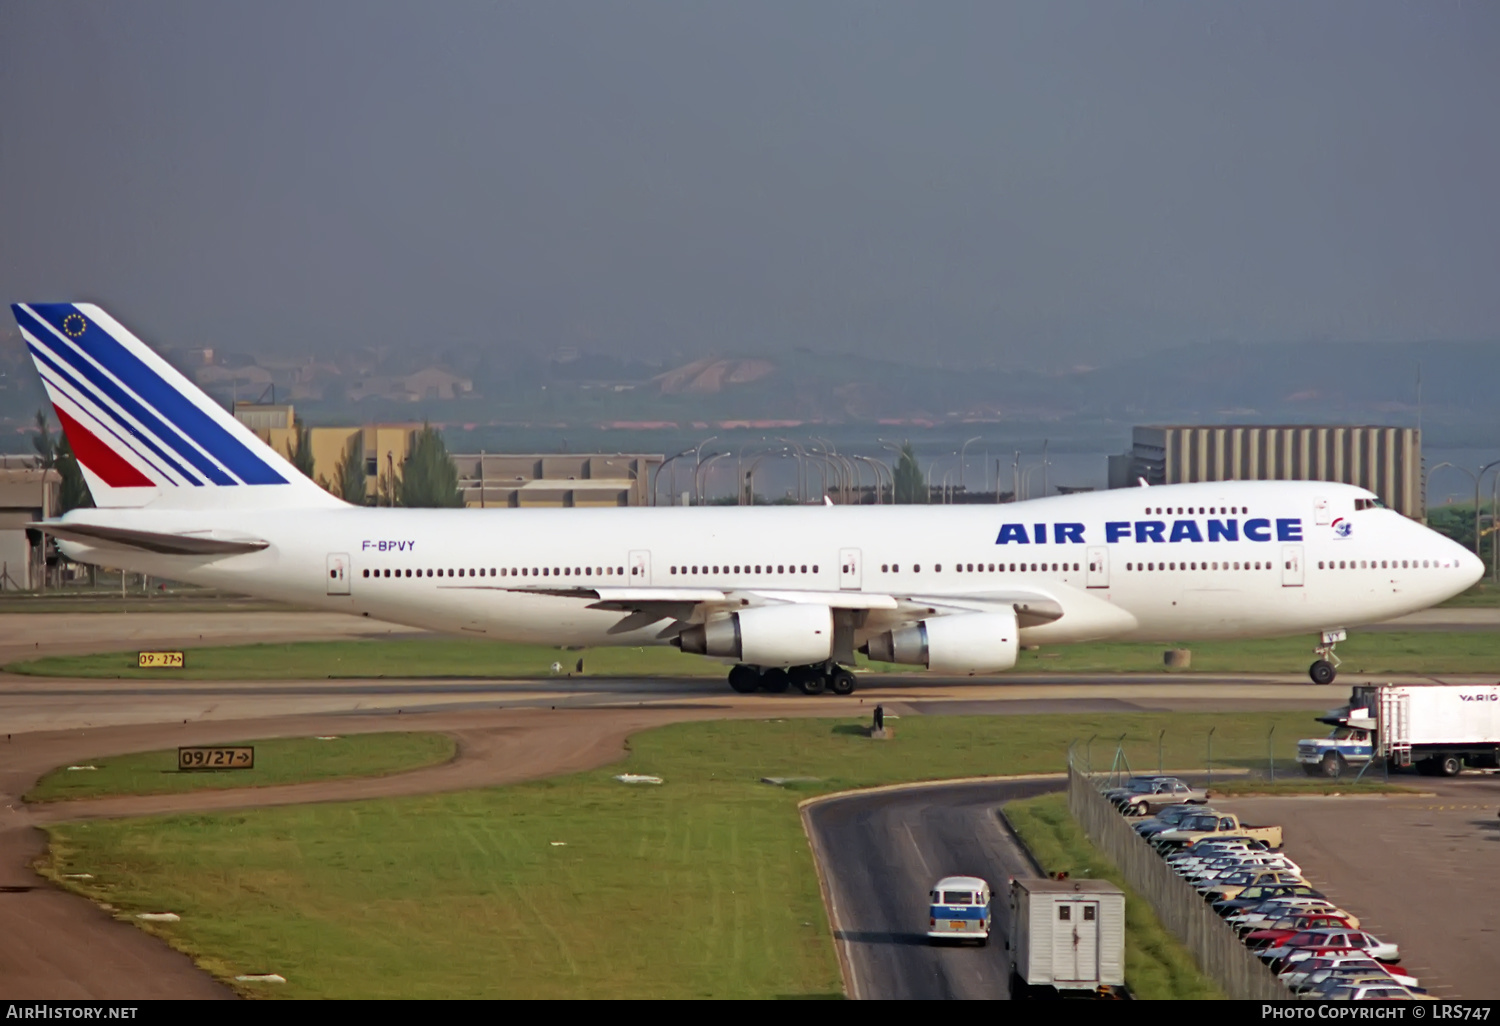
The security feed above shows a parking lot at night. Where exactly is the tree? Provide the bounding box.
[332,432,367,506]
[893,442,926,504]
[399,423,463,508]
[31,409,93,513]
[284,418,317,481]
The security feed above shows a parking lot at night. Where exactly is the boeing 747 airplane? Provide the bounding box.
[12,303,1484,695]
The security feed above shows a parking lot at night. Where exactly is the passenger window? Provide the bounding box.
[935,564,942,572]
[362,569,369,578]
[913,564,921,572]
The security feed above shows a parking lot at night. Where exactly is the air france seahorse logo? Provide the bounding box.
[1331,517,1352,539]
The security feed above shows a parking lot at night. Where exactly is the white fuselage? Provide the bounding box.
[55,480,1481,657]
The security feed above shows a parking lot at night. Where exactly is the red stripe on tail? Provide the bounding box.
[52,404,153,488]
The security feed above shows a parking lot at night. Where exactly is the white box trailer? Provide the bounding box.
[1007,878,1126,998]
[1300,684,1500,777]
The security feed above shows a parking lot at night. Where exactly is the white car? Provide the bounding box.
[1283,958,1419,993]
[1263,929,1401,967]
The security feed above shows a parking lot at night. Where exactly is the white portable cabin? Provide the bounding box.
[1008,878,1126,993]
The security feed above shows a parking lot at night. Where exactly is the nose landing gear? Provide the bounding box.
[1309,628,1346,685]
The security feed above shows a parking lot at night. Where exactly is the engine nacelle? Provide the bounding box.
[863,611,1018,674]
[676,603,834,666]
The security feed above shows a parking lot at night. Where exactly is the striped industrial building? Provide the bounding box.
[1114,425,1423,519]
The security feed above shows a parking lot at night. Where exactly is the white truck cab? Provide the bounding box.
[1297,725,1374,777]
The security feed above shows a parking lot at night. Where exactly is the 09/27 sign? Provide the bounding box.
[178,746,255,771]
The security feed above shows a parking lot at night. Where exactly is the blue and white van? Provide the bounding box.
[928,875,991,945]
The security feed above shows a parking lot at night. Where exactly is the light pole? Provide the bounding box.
[959,435,981,492]
[696,452,731,504]
[1041,438,1050,498]
[1012,451,1020,503]
[1021,462,1046,502]
[1429,460,1500,559]
[655,447,695,507]
[778,438,810,503]
[853,455,887,504]
[691,436,718,506]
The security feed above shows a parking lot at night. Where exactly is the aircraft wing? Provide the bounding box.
[30,522,270,556]
[449,583,1064,627]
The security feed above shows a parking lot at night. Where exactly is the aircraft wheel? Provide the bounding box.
[728,665,759,694]
[794,667,826,695]
[760,667,791,693]
[1309,660,1336,685]
[829,668,857,696]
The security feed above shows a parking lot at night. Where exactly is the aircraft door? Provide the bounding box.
[1314,497,1331,525]
[1281,545,1304,587]
[1086,546,1109,589]
[327,553,351,596]
[838,548,862,590]
[629,550,652,585]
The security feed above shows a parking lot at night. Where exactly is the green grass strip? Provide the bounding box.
[12,629,1500,680]
[26,733,456,803]
[37,711,1336,998]
[1003,793,1223,1000]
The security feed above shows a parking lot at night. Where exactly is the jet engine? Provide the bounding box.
[676,603,834,666]
[862,610,1019,674]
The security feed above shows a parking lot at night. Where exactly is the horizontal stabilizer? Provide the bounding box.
[32,522,270,555]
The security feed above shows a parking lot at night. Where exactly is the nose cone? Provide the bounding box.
[1457,543,1486,589]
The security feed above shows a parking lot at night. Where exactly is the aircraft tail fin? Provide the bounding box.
[13,303,344,510]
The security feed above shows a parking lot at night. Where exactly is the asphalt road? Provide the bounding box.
[804,778,1064,999]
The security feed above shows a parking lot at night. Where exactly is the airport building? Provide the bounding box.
[1110,425,1423,519]
[233,403,660,507]
[0,460,60,589]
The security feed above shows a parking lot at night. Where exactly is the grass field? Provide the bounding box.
[42,710,1334,999]
[25,733,457,804]
[1003,794,1222,1000]
[11,629,1500,680]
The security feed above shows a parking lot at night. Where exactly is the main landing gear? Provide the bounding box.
[727,662,858,696]
[1309,628,1346,685]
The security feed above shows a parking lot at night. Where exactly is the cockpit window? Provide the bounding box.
[1353,497,1387,511]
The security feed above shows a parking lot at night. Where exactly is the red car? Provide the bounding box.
[1262,929,1401,972]
[1243,913,1356,951]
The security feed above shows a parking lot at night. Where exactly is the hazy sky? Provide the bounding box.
[2,2,1496,367]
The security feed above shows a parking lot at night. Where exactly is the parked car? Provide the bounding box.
[1283,960,1420,994]
[1262,928,1401,971]
[1137,803,1216,838]
[1243,913,1357,950]
[1308,978,1421,1001]
[1230,899,1358,933]
[1199,869,1306,902]
[1213,883,1325,917]
[1103,776,1179,804]
[1154,812,1284,852]
[1119,780,1209,816]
